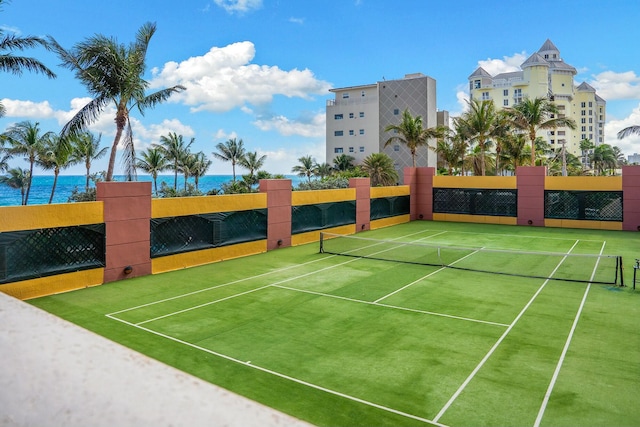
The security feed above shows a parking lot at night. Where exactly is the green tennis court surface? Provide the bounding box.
[30,221,640,426]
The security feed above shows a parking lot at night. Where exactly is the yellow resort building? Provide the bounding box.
[468,39,606,167]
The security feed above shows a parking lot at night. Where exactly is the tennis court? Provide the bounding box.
[30,221,640,426]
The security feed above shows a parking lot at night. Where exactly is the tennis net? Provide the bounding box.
[319,232,624,286]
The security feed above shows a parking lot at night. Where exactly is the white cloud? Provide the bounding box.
[477,52,527,76]
[150,41,332,113]
[588,70,640,101]
[252,112,325,137]
[214,129,239,140]
[261,141,326,174]
[289,17,304,24]
[213,0,262,14]
[604,102,640,157]
[1,99,55,118]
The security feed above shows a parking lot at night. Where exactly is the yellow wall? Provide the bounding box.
[545,176,622,191]
[371,214,410,230]
[544,219,622,230]
[292,189,355,206]
[434,176,517,189]
[0,269,104,300]
[0,202,103,232]
[151,240,267,274]
[152,193,267,218]
[432,213,517,226]
[370,185,410,198]
[291,224,356,246]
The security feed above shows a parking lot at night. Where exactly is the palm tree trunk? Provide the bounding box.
[85,164,91,192]
[49,169,59,204]
[106,128,123,181]
[529,129,536,167]
[24,160,34,205]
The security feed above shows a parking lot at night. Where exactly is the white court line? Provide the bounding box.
[373,248,483,304]
[432,239,581,424]
[106,314,448,427]
[424,228,604,243]
[108,228,439,317]
[272,284,509,327]
[533,241,606,427]
[130,230,449,326]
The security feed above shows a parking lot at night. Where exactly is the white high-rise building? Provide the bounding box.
[468,39,606,164]
[326,73,442,181]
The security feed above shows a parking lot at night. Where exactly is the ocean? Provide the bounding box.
[0,175,303,206]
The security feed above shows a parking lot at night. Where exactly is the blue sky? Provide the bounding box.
[2,0,639,175]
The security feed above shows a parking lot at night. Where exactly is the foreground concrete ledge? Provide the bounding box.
[0,292,313,427]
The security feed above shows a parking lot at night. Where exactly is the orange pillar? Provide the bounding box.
[259,179,292,250]
[405,167,435,220]
[97,182,152,282]
[516,166,547,226]
[350,177,371,232]
[622,165,640,231]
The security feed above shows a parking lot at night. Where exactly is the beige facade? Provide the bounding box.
[326,73,440,181]
[468,39,605,165]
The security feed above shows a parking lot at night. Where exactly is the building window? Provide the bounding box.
[474,80,481,89]
[359,129,364,135]
[503,89,508,96]
[582,134,586,140]
[558,131,565,136]
[359,146,365,152]
[393,145,400,152]
[361,90,366,97]
[334,147,343,153]
[349,147,354,153]
[359,112,364,118]
[349,130,354,136]
[349,112,354,119]
[581,102,586,108]
[334,130,343,136]
[503,99,509,106]
[342,93,349,99]
[482,92,490,100]
[581,126,586,132]
[581,118,586,124]
[514,89,522,104]
[334,114,343,120]
[589,118,593,123]
[581,111,586,116]
[589,101,593,107]
[393,108,399,115]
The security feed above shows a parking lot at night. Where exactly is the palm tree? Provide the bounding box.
[0,0,56,116]
[49,22,186,181]
[314,162,333,179]
[136,147,168,195]
[455,99,500,176]
[37,134,77,203]
[579,138,595,171]
[361,153,398,186]
[191,151,211,190]
[0,167,29,205]
[213,138,246,182]
[239,150,266,188]
[617,125,640,140]
[501,133,530,174]
[332,154,355,172]
[434,130,466,176]
[383,108,446,168]
[155,132,194,190]
[178,152,197,191]
[71,132,108,191]
[590,144,617,176]
[507,96,576,167]
[2,121,53,204]
[292,155,316,183]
